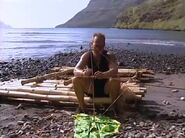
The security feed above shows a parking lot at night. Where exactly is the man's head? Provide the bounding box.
[91,33,105,54]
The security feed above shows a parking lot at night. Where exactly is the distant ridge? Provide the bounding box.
[55,0,145,28]
[56,0,185,31]
[0,21,11,28]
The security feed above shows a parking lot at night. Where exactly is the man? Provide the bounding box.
[72,33,120,112]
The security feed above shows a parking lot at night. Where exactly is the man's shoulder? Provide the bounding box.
[80,51,91,61]
[82,51,90,57]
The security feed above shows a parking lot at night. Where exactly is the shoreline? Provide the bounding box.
[1,47,185,82]
[1,40,185,62]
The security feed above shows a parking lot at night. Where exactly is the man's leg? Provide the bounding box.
[104,78,120,102]
[72,77,90,110]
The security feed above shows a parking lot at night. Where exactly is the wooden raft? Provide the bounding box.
[0,66,154,105]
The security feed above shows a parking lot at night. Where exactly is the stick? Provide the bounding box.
[21,69,74,85]
[0,87,76,96]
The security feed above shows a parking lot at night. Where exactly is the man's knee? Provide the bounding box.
[72,77,84,85]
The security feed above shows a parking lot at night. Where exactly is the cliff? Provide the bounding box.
[56,0,145,28]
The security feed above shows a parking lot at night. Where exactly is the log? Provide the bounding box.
[118,68,154,75]
[5,97,78,106]
[0,90,114,104]
[49,67,155,75]
[21,69,74,85]
[0,90,90,102]
[25,83,73,89]
[0,87,76,96]
[21,67,154,86]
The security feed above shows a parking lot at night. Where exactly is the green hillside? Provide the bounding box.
[115,0,185,31]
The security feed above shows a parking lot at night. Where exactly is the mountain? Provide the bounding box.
[55,0,145,28]
[115,0,185,31]
[0,21,11,28]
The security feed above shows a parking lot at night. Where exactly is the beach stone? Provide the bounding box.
[172,89,179,93]
[16,130,24,135]
[139,122,145,127]
[146,133,156,138]
[15,104,24,110]
[169,82,174,86]
[17,121,24,125]
[162,100,170,105]
[180,97,185,101]
[135,132,144,138]
[166,133,173,138]
[169,125,176,131]
[0,135,9,138]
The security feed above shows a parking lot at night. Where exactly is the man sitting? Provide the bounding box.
[72,33,120,112]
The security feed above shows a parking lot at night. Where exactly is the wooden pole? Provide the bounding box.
[21,69,74,85]
[0,87,76,96]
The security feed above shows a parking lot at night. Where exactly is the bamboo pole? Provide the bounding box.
[0,90,115,104]
[25,83,73,89]
[0,87,76,96]
[118,68,154,75]
[21,69,74,85]
[49,67,155,75]
[21,67,154,85]
[0,90,90,102]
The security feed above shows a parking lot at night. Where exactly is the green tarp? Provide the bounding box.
[73,113,121,138]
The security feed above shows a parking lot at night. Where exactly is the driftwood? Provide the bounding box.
[0,90,115,104]
[21,67,155,85]
[21,69,73,85]
[0,87,76,96]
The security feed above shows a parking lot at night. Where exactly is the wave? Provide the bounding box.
[109,39,185,47]
[2,44,82,50]
[3,40,78,43]
[7,32,78,35]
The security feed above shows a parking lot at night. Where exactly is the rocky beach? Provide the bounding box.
[1,46,185,82]
[0,47,185,137]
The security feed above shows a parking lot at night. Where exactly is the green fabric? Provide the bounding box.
[73,113,121,138]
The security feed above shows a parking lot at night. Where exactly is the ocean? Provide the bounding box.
[0,28,185,61]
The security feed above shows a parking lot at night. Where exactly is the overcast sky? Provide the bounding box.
[0,0,90,28]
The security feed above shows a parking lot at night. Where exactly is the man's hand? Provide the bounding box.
[83,68,93,76]
[94,71,105,79]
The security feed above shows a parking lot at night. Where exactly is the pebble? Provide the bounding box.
[180,97,185,101]
[0,135,9,138]
[169,82,174,86]
[172,89,179,93]
[162,100,170,105]
[0,49,185,82]
[15,104,24,110]
[17,121,24,125]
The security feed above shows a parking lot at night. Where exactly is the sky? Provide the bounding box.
[0,0,90,28]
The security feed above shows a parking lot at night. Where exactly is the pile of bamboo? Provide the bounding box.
[0,66,153,105]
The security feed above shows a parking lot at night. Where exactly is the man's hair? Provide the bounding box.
[93,33,105,46]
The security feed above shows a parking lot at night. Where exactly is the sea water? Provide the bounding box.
[0,28,185,61]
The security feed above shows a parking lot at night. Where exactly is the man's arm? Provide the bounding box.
[104,53,118,77]
[74,52,92,77]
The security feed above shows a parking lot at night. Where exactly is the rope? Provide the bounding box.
[103,91,123,115]
[89,49,96,115]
